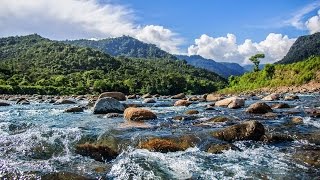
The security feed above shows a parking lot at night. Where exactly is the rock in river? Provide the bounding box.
[75,143,118,162]
[93,97,125,114]
[99,92,126,101]
[212,120,265,142]
[64,106,84,113]
[0,101,10,106]
[206,94,224,102]
[246,102,272,114]
[171,93,186,99]
[143,98,156,103]
[124,107,157,121]
[174,100,192,107]
[138,135,198,153]
[215,96,245,109]
[54,99,76,105]
[262,93,280,101]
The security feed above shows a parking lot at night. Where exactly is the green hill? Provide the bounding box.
[276,32,320,64]
[63,36,177,59]
[0,34,226,95]
[222,56,320,93]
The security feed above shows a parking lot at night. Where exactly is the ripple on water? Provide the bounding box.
[108,142,312,180]
[303,117,320,128]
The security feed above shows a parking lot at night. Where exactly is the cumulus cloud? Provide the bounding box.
[188,33,296,64]
[305,10,320,34]
[284,0,320,29]
[0,0,182,53]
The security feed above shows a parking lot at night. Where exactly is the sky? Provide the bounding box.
[1,0,320,64]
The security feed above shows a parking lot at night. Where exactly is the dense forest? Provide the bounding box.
[63,36,177,59]
[0,34,226,95]
[223,55,320,93]
[276,32,320,64]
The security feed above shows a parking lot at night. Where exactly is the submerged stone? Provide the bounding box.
[207,143,239,154]
[185,109,199,115]
[41,172,90,180]
[64,106,84,113]
[0,101,10,106]
[138,135,198,153]
[75,143,118,162]
[271,103,290,109]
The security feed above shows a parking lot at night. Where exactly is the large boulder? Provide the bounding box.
[212,120,265,142]
[0,101,10,106]
[215,97,245,109]
[246,102,272,114]
[124,107,157,121]
[171,93,186,99]
[99,92,126,101]
[93,97,125,114]
[174,100,192,107]
[262,93,280,101]
[206,94,224,102]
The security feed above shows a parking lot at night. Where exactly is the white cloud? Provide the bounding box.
[0,0,182,53]
[136,25,183,54]
[188,33,296,64]
[305,10,320,34]
[284,0,320,29]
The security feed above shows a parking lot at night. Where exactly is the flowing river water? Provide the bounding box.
[0,93,319,179]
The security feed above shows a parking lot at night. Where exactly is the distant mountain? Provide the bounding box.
[277,32,320,64]
[64,37,246,78]
[175,55,246,78]
[63,36,176,59]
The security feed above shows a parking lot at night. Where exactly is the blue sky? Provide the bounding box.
[1,0,320,64]
[112,0,313,42]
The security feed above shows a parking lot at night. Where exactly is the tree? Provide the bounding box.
[263,64,275,79]
[249,53,265,72]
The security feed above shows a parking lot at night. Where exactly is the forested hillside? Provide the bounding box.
[0,34,226,95]
[223,56,320,93]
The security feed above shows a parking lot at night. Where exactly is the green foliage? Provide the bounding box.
[249,53,265,72]
[63,36,177,60]
[222,56,320,93]
[0,34,226,95]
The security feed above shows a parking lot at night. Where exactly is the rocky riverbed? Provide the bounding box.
[0,92,319,179]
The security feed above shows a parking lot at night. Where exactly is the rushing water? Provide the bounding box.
[0,94,319,179]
